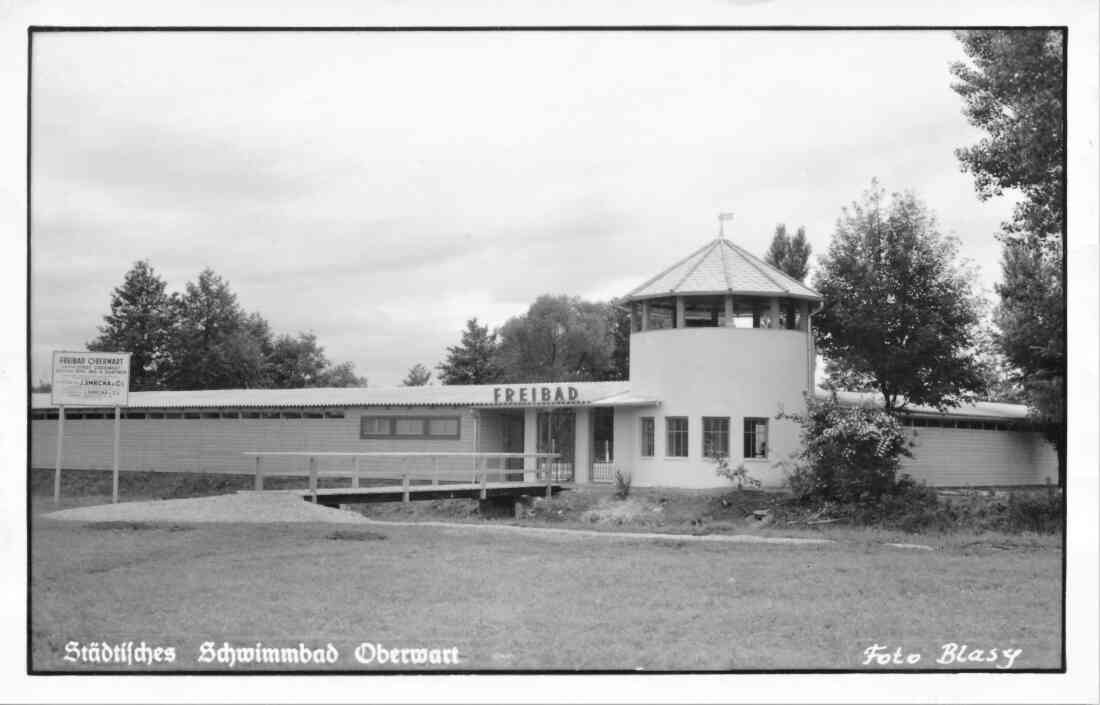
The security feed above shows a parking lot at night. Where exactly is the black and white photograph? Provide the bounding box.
[5,1,1099,702]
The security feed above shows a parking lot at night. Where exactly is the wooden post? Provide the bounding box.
[402,473,410,503]
[53,406,65,504]
[479,460,487,500]
[546,456,553,499]
[432,456,439,486]
[675,296,685,328]
[254,455,263,491]
[112,406,121,503]
[308,455,317,502]
[352,455,360,489]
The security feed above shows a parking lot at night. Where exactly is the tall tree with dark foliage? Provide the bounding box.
[764,224,812,282]
[952,29,1066,481]
[87,260,173,391]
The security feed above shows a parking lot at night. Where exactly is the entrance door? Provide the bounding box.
[536,410,574,482]
[591,407,615,483]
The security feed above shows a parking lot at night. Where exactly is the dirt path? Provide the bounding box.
[40,492,367,524]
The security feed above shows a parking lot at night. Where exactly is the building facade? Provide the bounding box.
[30,238,1059,489]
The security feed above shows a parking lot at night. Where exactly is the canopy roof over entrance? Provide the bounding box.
[624,237,821,303]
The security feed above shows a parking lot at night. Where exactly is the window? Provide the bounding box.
[360,415,461,440]
[222,411,240,419]
[303,411,324,419]
[743,417,769,459]
[281,411,302,420]
[394,418,425,436]
[324,410,345,419]
[640,417,655,457]
[645,297,676,330]
[684,296,724,328]
[428,418,460,437]
[201,412,220,419]
[666,417,688,457]
[702,417,730,458]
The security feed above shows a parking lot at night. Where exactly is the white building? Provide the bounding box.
[30,238,1058,489]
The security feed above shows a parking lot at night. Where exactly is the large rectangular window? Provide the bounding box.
[360,415,462,440]
[743,417,769,459]
[640,417,655,457]
[665,417,688,457]
[702,417,730,458]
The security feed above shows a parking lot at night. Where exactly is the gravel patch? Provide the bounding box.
[41,492,367,524]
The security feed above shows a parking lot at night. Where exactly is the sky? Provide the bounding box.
[30,29,1021,387]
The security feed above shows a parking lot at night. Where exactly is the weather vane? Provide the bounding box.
[718,212,734,237]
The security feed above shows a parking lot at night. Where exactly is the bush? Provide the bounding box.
[780,393,913,504]
[614,469,632,500]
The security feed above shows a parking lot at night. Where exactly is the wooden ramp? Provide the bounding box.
[254,481,566,507]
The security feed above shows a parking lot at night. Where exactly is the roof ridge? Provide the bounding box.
[670,239,719,293]
[717,236,733,291]
[624,239,716,298]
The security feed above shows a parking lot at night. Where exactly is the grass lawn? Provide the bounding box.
[30,497,1063,672]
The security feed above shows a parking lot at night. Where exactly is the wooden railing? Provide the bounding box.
[241,451,564,501]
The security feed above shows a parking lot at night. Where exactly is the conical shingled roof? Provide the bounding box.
[624,238,821,302]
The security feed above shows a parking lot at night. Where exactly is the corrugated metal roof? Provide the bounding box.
[817,389,1031,420]
[625,238,821,302]
[30,381,634,410]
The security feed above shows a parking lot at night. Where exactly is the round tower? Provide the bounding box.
[622,237,822,488]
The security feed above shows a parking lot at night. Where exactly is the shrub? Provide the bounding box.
[779,392,913,504]
[711,455,762,490]
[614,469,632,500]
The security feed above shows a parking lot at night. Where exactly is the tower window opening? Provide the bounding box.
[645,297,676,330]
[683,296,724,328]
[730,298,765,328]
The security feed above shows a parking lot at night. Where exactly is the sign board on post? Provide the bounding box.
[50,351,131,504]
[51,351,131,407]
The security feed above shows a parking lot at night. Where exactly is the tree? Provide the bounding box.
[87,260,173,391]
[764,224,812,281]
[813,181,987,411]
[952,29,1066,482]
[436,318,503,385]
[162,269,271,390]
[495,295,616,382]
[318,361,367,388]
[402,363,432,386]
[31,380,51,393]
[951,30,1064,243]
[266,332,330,388]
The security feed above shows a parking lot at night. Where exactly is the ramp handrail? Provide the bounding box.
[241,451,563,500]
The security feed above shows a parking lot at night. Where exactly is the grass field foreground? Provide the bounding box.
[31,501,1062,672]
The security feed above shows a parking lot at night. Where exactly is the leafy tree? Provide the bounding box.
[764,224,812,281]
[32,380,51,393]
[318,361,367,388]
[436,318,503,385]
[952,29,1066,482]
[266,332,330,388]
[813,181,987,411]
[87,260,173,391]
[163,269,271,390]
[951,30,1064,243]
[402,363,432,386]
[495,295,616,382]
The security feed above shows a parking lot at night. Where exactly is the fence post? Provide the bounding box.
[546,456,553,499]
[309,455,317,502]
[432,456,439,486]
[402,473,410,503]
[254,455,263,491]
[479,457,487,500]
[352,455,360,489]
